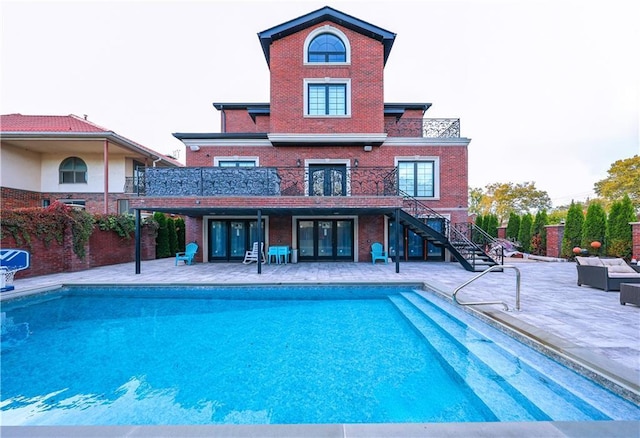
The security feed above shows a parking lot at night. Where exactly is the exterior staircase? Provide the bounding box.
[389,195,501,272]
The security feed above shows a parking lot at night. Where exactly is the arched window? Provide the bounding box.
[59,157,87,183]
[307,33,346,63]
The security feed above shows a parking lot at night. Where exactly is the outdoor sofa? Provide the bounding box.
[575,256,640,292]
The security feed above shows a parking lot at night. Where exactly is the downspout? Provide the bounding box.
[103,140,109,214]
[152,156,162,167]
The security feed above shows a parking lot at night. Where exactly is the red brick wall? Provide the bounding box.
[497,226,507,239]
[359,215,385,262]
[545,224,564,259]
[632,222,640,261]
[268,22,384,134]
[2,186,132,214]
[1,227,157,279]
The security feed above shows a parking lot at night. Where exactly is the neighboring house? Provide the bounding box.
[1,114,182,214]
[130,6,494,271]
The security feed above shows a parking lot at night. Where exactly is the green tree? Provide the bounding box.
[167,217,178,256]
[581,202,607,255]
[475,182,551,222]
[484,214,499,238]
[531,210,548,256]
[506,212,521,242]
[561,201,585,258]
[606,195,635,258]
[468,187,484,216]
[594,155,640,212]
[518,213,533,254]
[154,212,171,258]
[175,217,186,253]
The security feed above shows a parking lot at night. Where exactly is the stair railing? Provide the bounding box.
[452,264,521,311]
[454,222,504,265]
[400,192,495,270]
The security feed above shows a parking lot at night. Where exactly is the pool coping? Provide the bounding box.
[1,421,640,438]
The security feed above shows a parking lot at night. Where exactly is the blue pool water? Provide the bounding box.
[1,284,638,425]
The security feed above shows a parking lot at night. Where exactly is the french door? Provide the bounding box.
[208,219,264,261]
[298,219,353,261]
[309,165,346,196]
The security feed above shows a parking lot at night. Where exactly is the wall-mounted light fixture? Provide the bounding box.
[297,159,302,167]
[354,159,359,168]
[363,145,373,152]
[190,145,201,152]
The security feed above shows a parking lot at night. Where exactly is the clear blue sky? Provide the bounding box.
[2,0,638,207]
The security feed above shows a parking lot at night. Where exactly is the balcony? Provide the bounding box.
[139,166,399,198]
[385,118,460,138]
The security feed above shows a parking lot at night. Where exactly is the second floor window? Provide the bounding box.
[59,157,87,184]
[308,83,346,116]
[398,161,435,198]
[218,160,256,167]
[307,33,346,63]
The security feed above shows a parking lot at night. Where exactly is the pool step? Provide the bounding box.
[389,292,606,421]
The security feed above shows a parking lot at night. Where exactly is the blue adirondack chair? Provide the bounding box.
[175,242,198,266]
[371,242,388,264]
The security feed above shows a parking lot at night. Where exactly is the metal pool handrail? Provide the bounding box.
[451,265,521,311]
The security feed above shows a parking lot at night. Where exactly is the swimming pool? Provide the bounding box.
[1,284,638,425]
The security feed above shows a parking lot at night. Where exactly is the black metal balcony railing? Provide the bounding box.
[140,166,399,197]
[384,118,460,138]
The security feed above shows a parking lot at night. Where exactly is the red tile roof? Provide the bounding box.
[0,114,109,133]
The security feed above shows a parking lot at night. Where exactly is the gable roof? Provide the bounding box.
[1,114,182,167]
[258,6,396,66]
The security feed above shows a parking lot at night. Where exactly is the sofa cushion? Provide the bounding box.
[608,272,640,278]
[576,256,604,266]
[607,264,638,274]
[601,258,628,266]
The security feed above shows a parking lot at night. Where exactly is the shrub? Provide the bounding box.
[94,214,136,238]
[506,212,520,242]
[581,202,607,255]
[175,217,186,253]
[606,195,635,258]
[518,213,533,254]
[154,212,171,258]
[530,210,548,255]
[167,218,178,256]
[561,201,584,258]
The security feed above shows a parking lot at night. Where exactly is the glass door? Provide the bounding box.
[317,221,333,258]
[208,219,264,261]
[209,221,228,259]
[297,220,353,261]
[230,221,246,258]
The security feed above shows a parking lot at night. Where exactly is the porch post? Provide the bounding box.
[103,139,109,214]
[257,209,262,274]
[135,208,141,274]
[395,208,400,273]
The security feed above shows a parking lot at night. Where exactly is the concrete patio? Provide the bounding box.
[2,257,639,437]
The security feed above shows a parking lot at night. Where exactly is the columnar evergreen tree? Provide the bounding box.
[518,213,533,254]
[485,214,499,238]
[531,210,548,255]
[606,195,635,258]
[561,201,584,258]
[473,214,485,243]
[175,217,186,253]
[506,212,521,242]
[581,202,607,255]
[153,212,171,258]
[167,217,178,256]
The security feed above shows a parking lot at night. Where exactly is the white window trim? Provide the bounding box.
[304,78,351,118]
[213,156,259,166]
[303,25,351,65]
[394,156,441,200]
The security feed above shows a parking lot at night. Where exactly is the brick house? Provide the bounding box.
[1,114,181,215]
[130,6,494,271]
